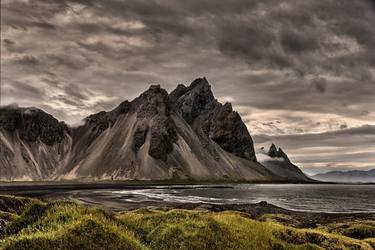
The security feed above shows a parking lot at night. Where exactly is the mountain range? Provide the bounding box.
[312,169,375,183]
[0,78,311,182]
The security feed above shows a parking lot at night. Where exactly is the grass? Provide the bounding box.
[319,220,375,240]
[0,195,374,250]
[0,195,39,215]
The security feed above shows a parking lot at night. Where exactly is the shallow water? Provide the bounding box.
[107,184,375,213]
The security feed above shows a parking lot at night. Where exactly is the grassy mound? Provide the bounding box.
[0,196,373,250]
[0,200,145,250]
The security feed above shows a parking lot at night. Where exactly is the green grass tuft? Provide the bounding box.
[320,220,375,240]
[339,224,375,239]
[0,195,39,215]
[2,203,49,238]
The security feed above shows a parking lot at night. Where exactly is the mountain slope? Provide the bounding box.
[312,169,375,183]
[1,78,307,182]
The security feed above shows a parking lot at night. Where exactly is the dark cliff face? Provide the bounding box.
[0,106,67,145]
[173,78,216,124]
[205,103,256,161]
[131,85,177,161]
[169,84,188,104]
[170,78,256,161]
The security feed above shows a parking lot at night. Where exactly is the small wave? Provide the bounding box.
[112,189,239,204]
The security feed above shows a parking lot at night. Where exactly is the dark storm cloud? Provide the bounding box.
[310,78,327,94]
[13,81,45,97]
[39,54,90,71]
[280,28,319,55]
[14,55,40,66]
[55,95,86,108]
[254,125,375,145]
[2,79,46,101]
[3,39,14,45]
[63,84,90,101]
[2,39,15,50]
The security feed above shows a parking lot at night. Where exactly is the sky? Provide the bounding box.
[1,0,374,175]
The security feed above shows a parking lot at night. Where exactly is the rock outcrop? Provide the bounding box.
[132,85,177,161]
[0,78,308,182]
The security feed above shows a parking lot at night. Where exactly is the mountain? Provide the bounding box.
[312,169,375,183]
[257,144,311,182]
[0,78,308,182]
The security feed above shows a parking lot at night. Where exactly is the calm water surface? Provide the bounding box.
[107,184,375,213]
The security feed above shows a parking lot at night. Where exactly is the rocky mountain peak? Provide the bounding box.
[134,84,171,119]
[268,143,289,161]
[169,84,187,103]
[142,84,167,96]
[0,106,67,145]
[189,77,210,88]
[222,102,233,112]
[259,143,310,181]
[268,143,278,157]
[172,78,216,124]
[113,100,131,114]
[277,147,289,160]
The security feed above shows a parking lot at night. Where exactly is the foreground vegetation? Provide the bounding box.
[0,196,374,250]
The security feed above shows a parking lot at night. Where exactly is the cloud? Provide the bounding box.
[14,55,40,66]
[63,84,90,101]
[310,77,327,93]
[3,39,14,46]
[280,28,319,55]
[2,79,46,101]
